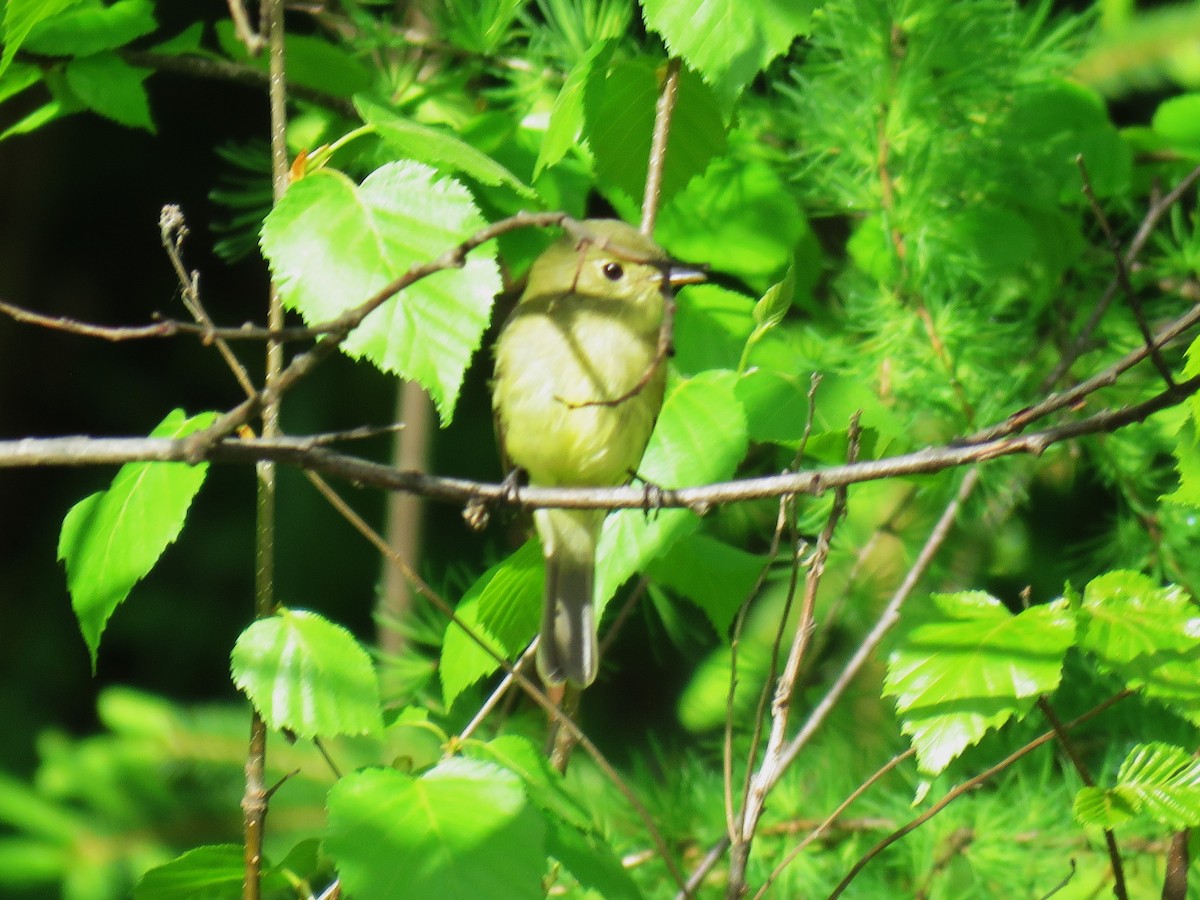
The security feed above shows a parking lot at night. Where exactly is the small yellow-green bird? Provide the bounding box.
[492,219,705,688]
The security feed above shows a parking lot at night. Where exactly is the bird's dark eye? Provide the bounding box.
[601,261,624,281]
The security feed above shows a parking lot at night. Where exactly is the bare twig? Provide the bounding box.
[457,643,538,742]
[225,0,265,54]
[967,301,1200,444]
[754,749,916,899]
[728,415,860,897]
[641,57,682,235]
[159,206,257,398]
[828,690,1135,898]
[1050,162,1200,385]
[1076,154,1174,389]
[241,3,289,896]
[6,370,1200,504]
[0,298,322,341]
[119,50,356,117]
[1036,696,1128,900]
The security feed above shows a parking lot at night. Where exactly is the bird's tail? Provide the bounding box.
[534,507,605,687]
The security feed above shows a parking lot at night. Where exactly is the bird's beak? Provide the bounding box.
[667,263,708,287]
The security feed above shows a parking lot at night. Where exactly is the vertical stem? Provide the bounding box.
[378,380,432,659]
[640,57,682,236]
[242,1,287,898]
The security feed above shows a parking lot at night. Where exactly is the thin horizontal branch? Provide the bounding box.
[0,298,322,343]
[4,370,1197,508]
[121,50,356,117]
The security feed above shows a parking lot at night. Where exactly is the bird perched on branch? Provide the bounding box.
[492,218,706,688]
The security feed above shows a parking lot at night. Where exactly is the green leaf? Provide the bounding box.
[655,155,806,293]
[1077,570,1200,665]
[357,96,537,200]
[1008,80,1131,202]
[231,608,382,739]
[1164,412,1200,506]
[441,540,542,707]
[260,162,502,424]
[647,533,765,634]
[149,22,204,55]
[585,59,726,210]
[466,736,642,899]
[135,845,288,900]
[1073,785,1139,829]
[1076,743,1200,830]
[535,38,615,177]
[0,98,72,142]
[64,52,153,131]
[1152,93,1200,150]
[1,0,82,76]
[24,0,155,56]
[672,284,756,376]
[325,760,546,900]
[0,62,41,105]
[884,593,1075,775]
[640,0,813,105]
[58,409,215,668]
[596,370,749,610]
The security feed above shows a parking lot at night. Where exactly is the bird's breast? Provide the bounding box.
[494,298,666,487]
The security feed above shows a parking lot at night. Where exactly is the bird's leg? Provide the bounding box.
[499,466,527,505]
[629,468,669,522]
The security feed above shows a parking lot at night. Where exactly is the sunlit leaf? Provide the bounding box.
[23,0,153,57]
[325,760,545,900]
[884,592,1075,774]
[231,609,382,739]
[58,409,216,668]
[640,0,813,105]
[260,161,502,424]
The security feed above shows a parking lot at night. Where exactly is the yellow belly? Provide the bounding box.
[494,303,665,487]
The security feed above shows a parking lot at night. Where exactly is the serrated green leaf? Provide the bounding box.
[535,38,615,177]
[441,540,542,706]
[884,593,1075,775]
[325,760,545,900]
[596,370,749,610]
[357,96,537,200]
[58,409,215,668]
[1077,743,1200,830]
[1117,742,1200,828]
[24,0,155,56]
[640,0,813,106]
[231,609,382,739]
[647,533,765,634]
[2,0,82,76]
[1078,570,1200,665]
[585,59,726,210]
[1073,786,1138,829]
[1164,410,1200,506]
[260,162,501,424]
[64,52,153,131]
[134,844,287,900]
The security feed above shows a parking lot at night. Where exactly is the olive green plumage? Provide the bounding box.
[491,219,703,687]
